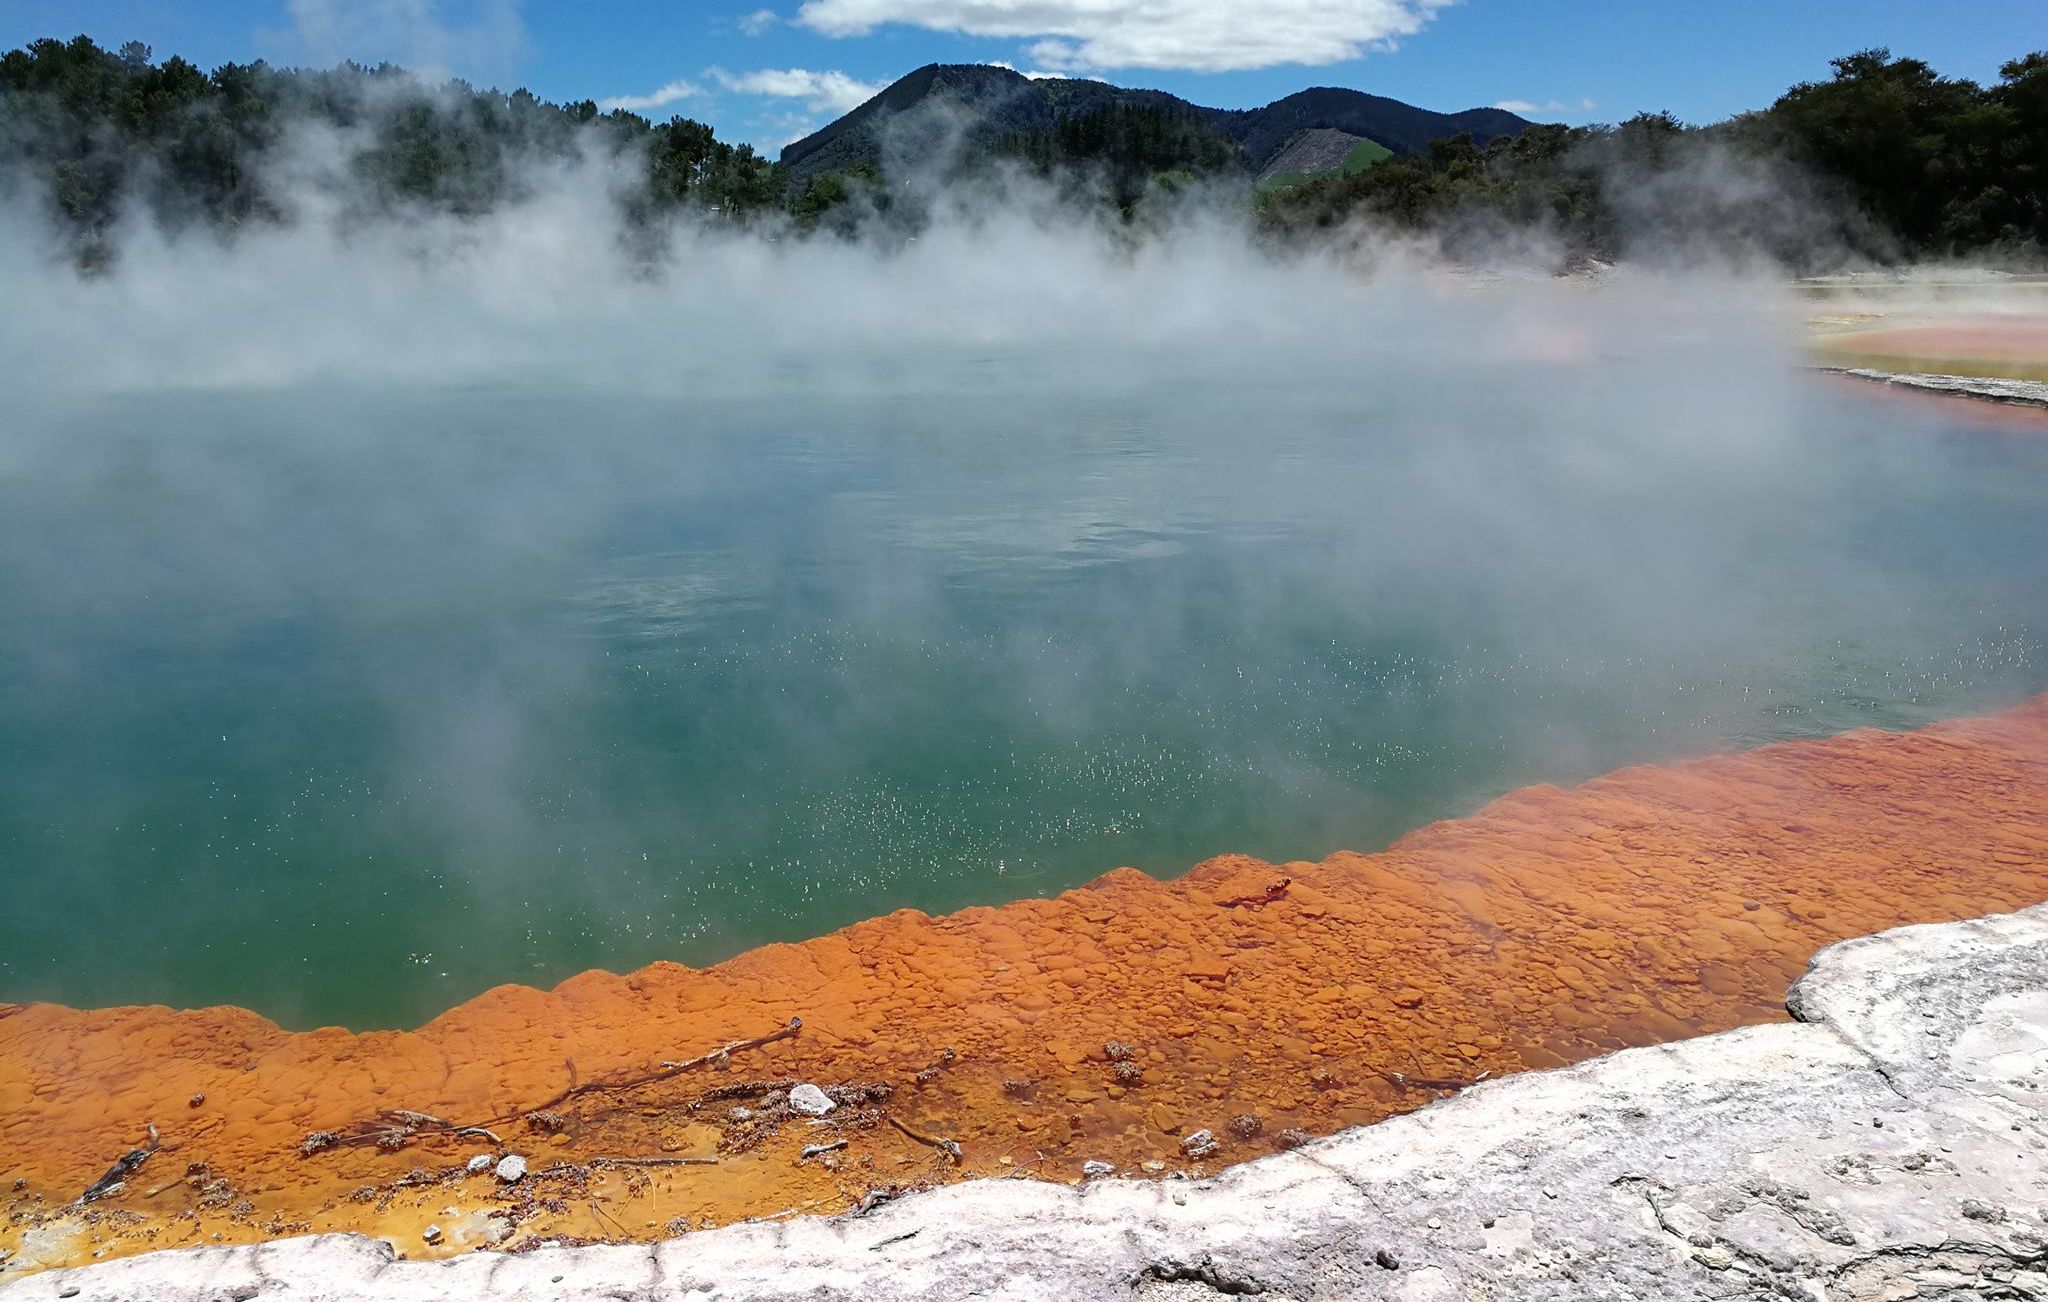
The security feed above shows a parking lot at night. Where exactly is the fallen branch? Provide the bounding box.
[886,1115,962,1165]
[868,1229,920,1251]
[1381,1069,1477,1093]
[305,1109,472,1153]
[489,1017,804,1125]
[588,1156,718,1169]
[79,1124,160,1204]
[299,1019,806,1157]
[799,1140,849,1162]
[1001,1151,1052,1179]
[660,1018,805,1073]
[586,1198,629,1240]
[1218,877,1292,909]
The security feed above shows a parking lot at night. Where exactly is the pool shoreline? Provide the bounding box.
[8,899,2047,1298]
[4,695,2046,1275]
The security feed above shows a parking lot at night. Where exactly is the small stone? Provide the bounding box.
[1228,1114,1262,1140]
[188,1093,206,1108]
[1962,1199,2007,1223]
[465,1154,494,1175]
[1872,1118,1883,1129]
[494,1154,527,1183]
[1742,900,1761,912]
[1082,1160,1116,1177]
[1171,1191,1187,1206]
[1544,1187,1560,1199]
[1374,1249,1399,1270]
[1426,1216,1442,1230]
[1180,1130,1219,1160]
[1141,1160,1167,1173]
[789,1084,836,1117]
[421,1225,443,1244]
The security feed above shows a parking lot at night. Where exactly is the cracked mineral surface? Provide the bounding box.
[2,696,2046,1280]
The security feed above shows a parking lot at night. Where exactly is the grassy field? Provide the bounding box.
[1256,137,1394,195]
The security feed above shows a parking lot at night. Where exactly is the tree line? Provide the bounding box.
[4,36,2044,269]
[1258,49,2048,267]
[0,35,783,266]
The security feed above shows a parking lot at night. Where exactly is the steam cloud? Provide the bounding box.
[3,111,2044,1030]
[793,0,1451,73]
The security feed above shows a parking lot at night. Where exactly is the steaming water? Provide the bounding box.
[3,372,2045,1029]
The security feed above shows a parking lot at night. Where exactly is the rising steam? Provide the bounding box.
[3,99,2045,1029]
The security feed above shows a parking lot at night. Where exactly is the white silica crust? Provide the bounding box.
[1824,365,2048,409]
[7,904,2048,1301]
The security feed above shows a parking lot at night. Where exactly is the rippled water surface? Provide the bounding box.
[4,373,2045,1026]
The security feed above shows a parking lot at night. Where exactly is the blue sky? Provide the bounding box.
[5,1,2041,155]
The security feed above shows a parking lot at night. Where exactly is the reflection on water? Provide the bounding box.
[1,374,2045,1027]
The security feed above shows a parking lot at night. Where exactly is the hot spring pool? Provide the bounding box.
[3,372,2044,1028]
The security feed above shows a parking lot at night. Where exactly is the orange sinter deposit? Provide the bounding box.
[5,699,2048,1272]
[1813,314,2048,384]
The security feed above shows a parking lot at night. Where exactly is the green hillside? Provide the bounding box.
[1257,137,1394,194]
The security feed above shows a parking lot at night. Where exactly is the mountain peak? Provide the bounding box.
[778,66,1529,186]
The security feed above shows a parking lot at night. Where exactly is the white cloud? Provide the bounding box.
[737,8,780,35]
[755,110,829,149]
[794,0,1449,72]
[599,79,704,112]
[984,59,1064,80]
[712,67,884,114]
[1493,97,1598,120]
[260,0,529,82]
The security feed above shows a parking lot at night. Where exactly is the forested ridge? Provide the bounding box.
[1259,49,2048,264]
[0,35,785,266]
[4,35,2044,268]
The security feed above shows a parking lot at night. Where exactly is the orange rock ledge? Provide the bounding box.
[5,698,2048,1273]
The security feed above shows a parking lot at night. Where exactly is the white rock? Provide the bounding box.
[787,1084,835,1117]
[464,1154,494,1176]
[494,1155,527,1183]
[1081,1160,1115,1177]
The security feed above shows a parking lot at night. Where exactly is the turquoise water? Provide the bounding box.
[3,373,2044,1029]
